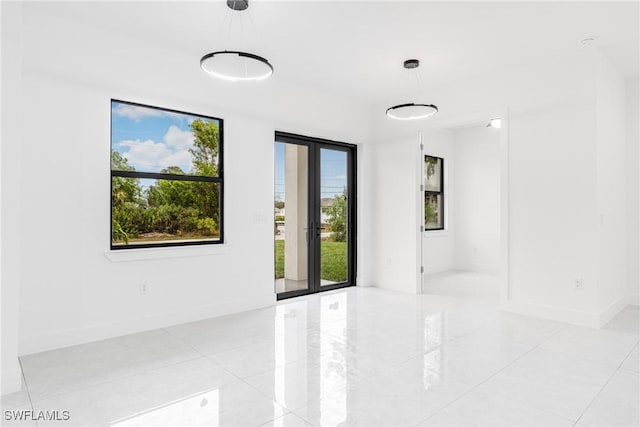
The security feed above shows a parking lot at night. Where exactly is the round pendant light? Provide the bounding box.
[200,51,273,82]
[200,0,273,82]
[386,103,438,120]
[386,59,438,120]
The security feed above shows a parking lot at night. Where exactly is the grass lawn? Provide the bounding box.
[275,240,347,283]
[275,240,285,278]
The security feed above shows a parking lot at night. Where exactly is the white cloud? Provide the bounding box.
[112,104,165,121]
[112,104,184,122]
[161,150,193,172]
[118,139,191,173]
[163,125,194,149]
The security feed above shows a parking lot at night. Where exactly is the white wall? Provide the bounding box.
[5,3,637,364]
[0,1,24,394]
[369,47,632,327]
[381,47,609,311]
[453,126,501,274]
[505,52,629,327]
[368,48,631,327]
[595,53,629,321]
[376,125,501,291]
[364,136,421,293]
[626,78,639,306]
[421,131,456,275]
[506,102,599,324]
[368,127,501,293]
[370,50,600,311]
[11,5,371,355]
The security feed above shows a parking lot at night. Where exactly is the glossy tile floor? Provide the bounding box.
[2,272,639,426]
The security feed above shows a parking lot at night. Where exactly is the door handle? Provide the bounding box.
[304,226,313,241]
[303,223,321,240]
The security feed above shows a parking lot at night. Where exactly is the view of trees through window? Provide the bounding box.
[424,155,444,230]
[111,100,222,248]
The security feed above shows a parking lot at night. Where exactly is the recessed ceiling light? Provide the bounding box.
[487,118,502,129]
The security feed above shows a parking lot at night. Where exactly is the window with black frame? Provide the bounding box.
[110,99,223,249]
[424,155,444,230]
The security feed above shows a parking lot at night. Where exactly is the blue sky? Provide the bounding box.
[275,142,347,202]
[111,101,218,174]
[112,102,346,201]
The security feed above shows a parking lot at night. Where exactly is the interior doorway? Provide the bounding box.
[419,114,508,301]
[274,132,357,300]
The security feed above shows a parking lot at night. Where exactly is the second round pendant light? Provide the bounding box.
[386,59,438,120]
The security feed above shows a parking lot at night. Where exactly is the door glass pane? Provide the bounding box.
[320,148,348,286]
[275,142,309,294]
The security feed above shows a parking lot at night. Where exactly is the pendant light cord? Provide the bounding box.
[217,5,232,48]
[216,1,262,54]
[393,61,424,103]
[414,68,423,86]
[245,7,261,40]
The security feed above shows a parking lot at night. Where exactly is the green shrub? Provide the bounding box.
[326,193,347,242]
[113,202,151,236]
[111,219,129,244]
[196,217,218,235]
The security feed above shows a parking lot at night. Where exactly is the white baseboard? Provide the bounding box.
[370,281,415,294]
[358,283,376,288]
[598,297,630,328]
[501,299,600,328]
[357,278,375,287]
[1,364,23,396]
[454,263,499,275]
[20,293,276,355]
[422,264,455,275]
[502,297,630,329]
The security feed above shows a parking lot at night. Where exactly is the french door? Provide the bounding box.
[274,132,356,300]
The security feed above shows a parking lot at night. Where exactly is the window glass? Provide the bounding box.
[111,100,223,248]
[424,155,444,230]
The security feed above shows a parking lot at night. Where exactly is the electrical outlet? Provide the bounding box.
[140,283,148,295]
[573,278,584,290]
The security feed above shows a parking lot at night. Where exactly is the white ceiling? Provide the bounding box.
[24,1,639,109]
[24,0,640,137]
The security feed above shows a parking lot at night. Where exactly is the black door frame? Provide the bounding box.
[275,131,357,300]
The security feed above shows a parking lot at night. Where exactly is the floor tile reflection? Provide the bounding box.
[7,272,639,426]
